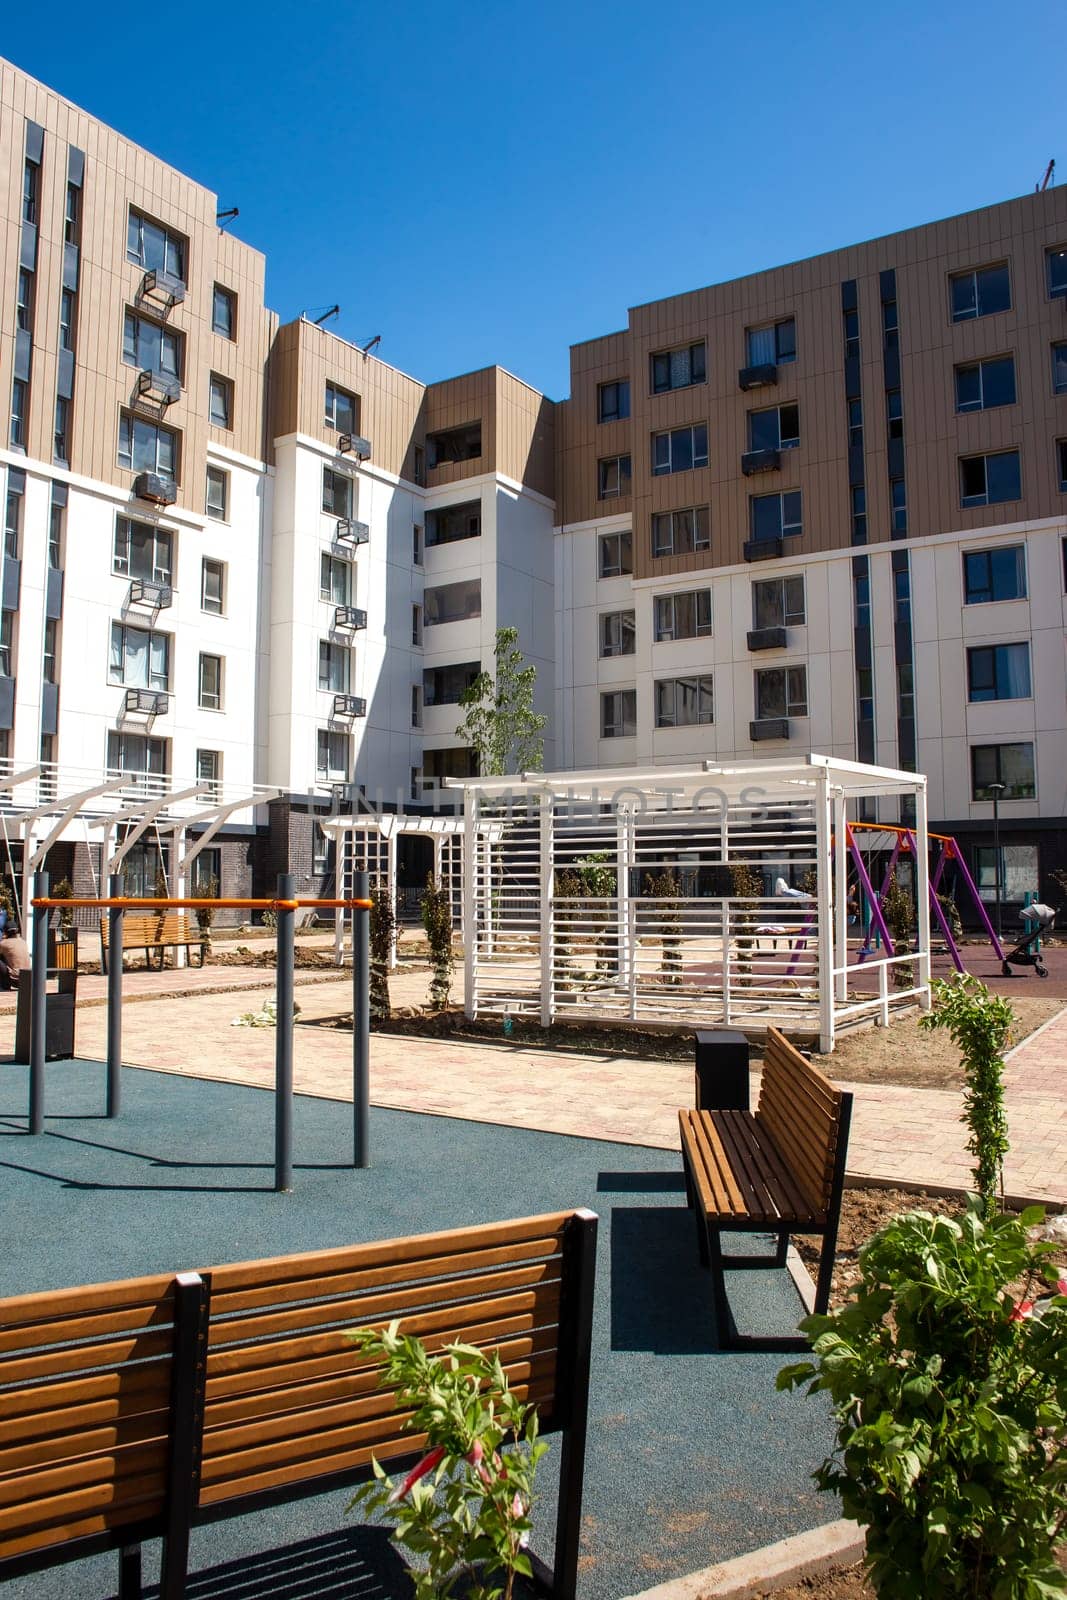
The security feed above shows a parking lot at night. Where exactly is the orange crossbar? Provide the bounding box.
[846,821,952,844]
[32,896,373,911]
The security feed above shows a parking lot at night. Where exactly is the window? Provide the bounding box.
[963,545,1026,604]
[23,158,38,226]
[10,380,27,450]
[748,404,799,452]
[856,666,874,725]
[48,495,63,569]
[413,445,425,486]
[316,729,350,781]
[206,465,228,521]
[971,743,1035,801]
[198,653,222,710]
[843,308,860,360]
[208,373,233,429]
[324,382,358,434]
[847,398,863,447]
[322,466,353,518]
[424,662,480,706]
[655,675,714,728]
[950,263,1010,322]
[651,342,706,394]
[890,477,907,535]
[598,380,630,422]
[0,612,13,677]
[59,288,75,351]
[114,518,172,583]
[653,589,712,641]
[5,488,20,561]
[1052,343,1067,396]
[423,748,479,783]
[755,665,808,719]
[311,824,330,877]
[886,390,904,441]
[16,269,33,333]
[882,298,899,350]
[1059,440,1067,493]
[118,413,178,478]
[196,749,221,799]
[106,731,169,783]
[212,285,236,339]
[598,454,632,498]
[651,505,710,557]
[753,574,805,629]
[960,450,1021,508]
[599,610,636,658]
[53,397,70,464]
[967,642,1031,702]
[750,490,802,542]
[109,622,170,690]
[119,841,168,897]
[427,422,481,465]
[652,424,708,475]
[320,553,351,605]
[1048,246,1067,300]
[413,524,423,565]
[411,685,422,728]
[955,355,1016,412]
[894,566,911,624]
[897,658,915,723]
[598,529,633,577]
[412,604,422,645]
[318,639,351,693]
[601,689,637,738]
[424,579,481,625]
[854,570,871,630]
[851,485,867,544]
[426,502,480,546]
[747,319,796,366]
[201,558,225,614]
[64,182,80,247]
[126,209,186,283]
[123,311,181,378]
[43,619,57,684]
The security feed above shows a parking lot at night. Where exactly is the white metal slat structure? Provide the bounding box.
[449,755,931,1052]
[322,811,464,967]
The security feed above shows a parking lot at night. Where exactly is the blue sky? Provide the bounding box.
[4,1,1061,397]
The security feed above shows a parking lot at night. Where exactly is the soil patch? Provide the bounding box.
[812,997,1061,1090]
[793,1188,960,1306]
[748,1564,870,1599]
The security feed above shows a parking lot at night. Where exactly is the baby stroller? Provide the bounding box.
[1001,902,1055,978]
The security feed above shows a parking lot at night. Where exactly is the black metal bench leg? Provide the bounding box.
[813,1230,837,1315]
[706,1227,737,1348]
[775,1228,789,1267]
[118,1542,142,1599]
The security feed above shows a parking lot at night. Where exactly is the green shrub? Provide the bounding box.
[369,885,397,1021]
[421,873,454,1011]
[920,975,1014,1214]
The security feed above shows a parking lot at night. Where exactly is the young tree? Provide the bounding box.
[456,627,547,777]
[420,873,454,1012]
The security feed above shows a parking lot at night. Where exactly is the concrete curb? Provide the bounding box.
[620,1518,865,1600]
[843,1169,1065,1213]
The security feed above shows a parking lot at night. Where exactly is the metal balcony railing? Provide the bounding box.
[136,368,181,407]
[333,605,368,631]
[332,694,367,719]
[128,578,173,610]
[334,519,370,549]
[123,687,169,718]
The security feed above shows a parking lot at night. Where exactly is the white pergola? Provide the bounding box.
[321,810,465,966]
[448,755,931,1052]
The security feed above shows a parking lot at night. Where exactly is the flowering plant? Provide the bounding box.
[347,1322,544,1600]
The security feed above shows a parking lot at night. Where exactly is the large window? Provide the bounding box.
[318,639,351,693]
[424,662,480,706]
[598,380,630,421]
[212,285,236,339]
[753,574,805,628]
[750,490,802,543]
[963,546,1025,604]
[950,263,1011,322]
[651,505,710,557]
[424,579,481,625]
[1048,246,1067,300]
[324,382,358,434]
[955,356,1016,413]
[747,318,796,366]
[11,380,27,450]
[975,843,1038,904]
[123,311,181,378]
[1052,342,1067,396]
[0,612,13,677]
[208,373,233,429]
[653,589,712,641]
[206,465,229,521]
[109,622,170,690]
[16,269,33,333]
[316,729,349,781]
[651,342,706,394]
[960,450,1021,508]
[654,675,714,728]
[113,518,172,583]
[54,397,70,465]
[755,665,808,719]
[23,158,38,226]
[118,413,178,478]
[967,642,1031,702]
[192,841,222,888]
[196,750,221,800]
[598,529,632,577]
[320,552,351,605]
[198,653,223,710]
[971,743,1035,801]
[426,501,480,546]
[59,288,76,351]
[5,484,21,561]
[201,558,226,614]
[322,466,353,518]
[599,609,636,658]
[427,422,481,465]
[106,730,169,783]
[1059,440,1067,494]
[601,689,637,738]
[598,454,632,498]
[126,209,186,283]
[748,404,799,452]
[652,424,707,475]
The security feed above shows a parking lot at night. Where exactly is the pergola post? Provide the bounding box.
[914,781,932,1010]
[540,796,555,1027]
[815,768,835,1054]
[615,804,634,998]
[462,790,479,1019]
[833,789,848,1005]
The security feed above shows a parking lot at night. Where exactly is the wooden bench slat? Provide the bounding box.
[0,1410,171,1478]
[0,1330,173,1388]
[0,1442,167,1512]
[678,1110,747,1217]
[0,1275,176,1328]
[709,1113,782,1223]
[0,1486,165,1558]
[0,1300,180,1356]
[716,1113,819,1223]
[0,1363,171,1424]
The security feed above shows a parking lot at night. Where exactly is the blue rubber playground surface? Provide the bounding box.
[0,1059,835,1599]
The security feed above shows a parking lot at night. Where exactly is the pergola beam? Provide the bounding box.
[105,787,209,871]
[26,778,130,867]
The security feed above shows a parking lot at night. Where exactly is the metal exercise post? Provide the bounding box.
[29,871,49,1134]
[352,870,370,1168]
[274,873,295,1192]
[107,874,123,1117]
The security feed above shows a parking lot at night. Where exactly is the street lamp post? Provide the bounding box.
[987,781,1006,942]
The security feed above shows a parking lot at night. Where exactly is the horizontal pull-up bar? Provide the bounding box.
[31,895,373,910]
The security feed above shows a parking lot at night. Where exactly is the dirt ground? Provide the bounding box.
[749,1566,870,1599]
[792,1187,960,1306]
[811,995,1061,1089]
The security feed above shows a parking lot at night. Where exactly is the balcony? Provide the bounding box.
[338,434,372,461]
[333,519,370,550]
[123,687,169,719]
[136,369,180,408]
[332,694,367,719]
[750,717,790,741]
[747,626,788,652]
[333,605,368,632]
[743,537,784,563]
[737,363,778,392]
[132,472,177,507]
[741,447,780,476]
[128,578,173,611]
[138,268,185,316]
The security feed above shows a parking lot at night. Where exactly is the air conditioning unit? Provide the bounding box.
[132,472,177,506]
[338,434,372,461]
[136,369,181,406]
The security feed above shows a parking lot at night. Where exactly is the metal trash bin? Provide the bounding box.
[694,1029,750,1111]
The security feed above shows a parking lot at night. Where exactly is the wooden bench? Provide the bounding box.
[100,912,205,973]
[678,1026,852,1351]
[0,1209,597,1600]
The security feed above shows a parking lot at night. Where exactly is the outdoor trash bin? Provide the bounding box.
[694,1029,750,1111]
[14,966,76,1064]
